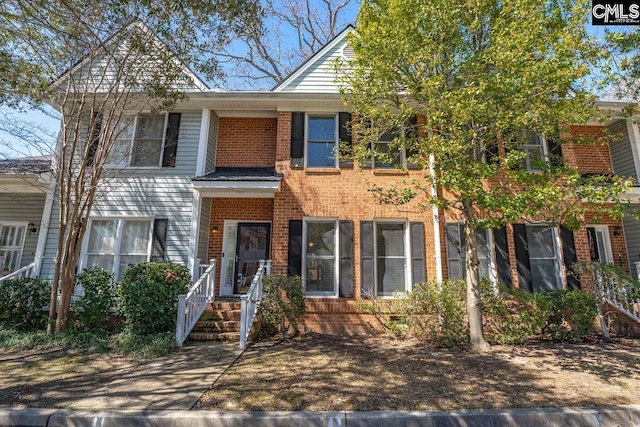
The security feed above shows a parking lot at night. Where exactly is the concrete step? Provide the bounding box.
[188,331,240,342]
[199,309,242,321]
[192,320,241,333]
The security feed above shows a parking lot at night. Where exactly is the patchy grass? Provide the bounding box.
[0,350,139,408]
[0,329,176,358]
[195,333,640,411]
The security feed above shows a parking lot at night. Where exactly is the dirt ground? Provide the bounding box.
[0,350,140,408]
[195,333,640,411]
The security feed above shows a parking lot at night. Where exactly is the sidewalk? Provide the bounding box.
[67,341,243,411]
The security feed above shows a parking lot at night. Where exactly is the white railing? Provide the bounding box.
[590,265,640,339]
[239,259,271,349]
[176,259,216,347]
[0,263,35,283]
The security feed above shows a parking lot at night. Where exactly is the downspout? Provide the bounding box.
[430,154,443,282]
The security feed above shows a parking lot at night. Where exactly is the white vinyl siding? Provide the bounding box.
[623,210,640,279]
[0,193,46,270]
[39,110,202,281]
[206,111,219,174]
[608,120,636,179]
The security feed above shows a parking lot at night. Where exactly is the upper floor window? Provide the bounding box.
[373,127,404,169]
[104,113,181,168]
[306,114,338,168]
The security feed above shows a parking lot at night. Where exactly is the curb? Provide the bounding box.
[1,405,639,427]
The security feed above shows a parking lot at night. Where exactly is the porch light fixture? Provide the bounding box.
[613,226,622,236]
[211,226,219,233]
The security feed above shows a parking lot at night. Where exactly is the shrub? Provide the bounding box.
[537,289,597,342]
[258,275,306,340]
[116,262,190,335]
[73,268,115,331]
[0,277,50,331]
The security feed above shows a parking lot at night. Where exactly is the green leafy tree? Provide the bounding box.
[0,0,257,334]
[340,0,632,350]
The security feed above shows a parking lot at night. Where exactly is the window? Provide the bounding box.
[306,114,338,168]
[526,225,562,291]
[303,220,338,296]
[375,221,408,296]
[106,114,168,167]
[0,224,26,273]
[516,130,547,171]
[373,128,404,169]
[445,223,494,281]
[81,218,152,280]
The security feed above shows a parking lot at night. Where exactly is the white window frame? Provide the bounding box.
[372,124,407,170]
[587,225,614,263]
[373,219,411,298]
[302,217,339,298]
[105,113,169,169]
[518,131,549,172]
[525,223,563,290]
[304,113,339,169]
[0,222,28,272]
[445,222,498,284]
[79,216,154,279]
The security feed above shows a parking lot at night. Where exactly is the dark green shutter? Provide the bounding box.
[410,222,426,284]
[287,220,303,277]
[339,220,354,297]
[151,219,168,262]
[338,112,353,168]
[513,224,533,293]
[493,226,512,287]
[162,113,181,167]
[360,221,374,297]
[560,226,581,290]
[547,138,563,167]
[290,112,305,168]
[86,112,102,166]
[445,223,463,280]
[406,115,420,169]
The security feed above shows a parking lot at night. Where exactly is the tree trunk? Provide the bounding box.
[462,198,490,352]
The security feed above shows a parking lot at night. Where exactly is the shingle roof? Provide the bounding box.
[193,167,283,181]
[0,156,53,174]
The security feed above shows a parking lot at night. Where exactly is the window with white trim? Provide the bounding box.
[526,225,562,291]
[306,114,338,168]
[107,114,168,167]
[303,219,338,296]
[373,127,404,169]
[0,224,26,273]
[82,218,152,280]
[375,221,408,296]
[516,130,547,172]
[445,223,493,281]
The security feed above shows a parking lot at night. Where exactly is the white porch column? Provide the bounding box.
[188,190,202,282]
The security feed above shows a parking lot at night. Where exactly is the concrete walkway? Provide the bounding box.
[67,341,243,411]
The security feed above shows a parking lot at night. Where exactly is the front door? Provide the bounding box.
[587,226,613,263]
[234,223,271,294]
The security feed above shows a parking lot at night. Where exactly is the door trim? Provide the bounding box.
[220,220,271,297]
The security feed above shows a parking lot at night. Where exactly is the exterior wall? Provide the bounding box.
[0,192,47,269]
[270,112,436,297]
[215,117,277,168]
[562,125,613,174]
[206,197,274,294]
[40,109,203,280]
[198,197,211,264]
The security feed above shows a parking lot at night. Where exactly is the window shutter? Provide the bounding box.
[287,220,303,277]
[338,112,353,168]
[360,221,374,297]
[339,220,354,297]
[485,143,499,164]
[406,115,420,169]
[547,138,563,167]
[445,223,463,280]
[290,112,305,168]
[360,118,373,169]
[162,113,181,167]
[513,224,533,293]
[560,225,580,290]
[493,226,512,287]
[151,218,168,262]
[86,112,102,166]
[410,222,426,284]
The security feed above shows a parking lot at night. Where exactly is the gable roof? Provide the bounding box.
[0,155,53,174]
[51,21,209,92]
[272,25,355,92]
